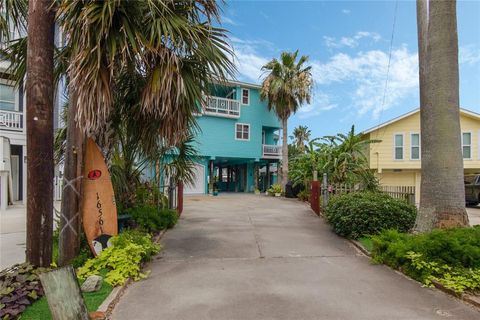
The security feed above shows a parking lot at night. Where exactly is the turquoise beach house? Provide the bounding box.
[184,80,282,194]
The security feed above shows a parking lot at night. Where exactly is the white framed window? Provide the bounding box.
[0,83,16,111]
[462,132,472,159]
[410,133,420,160]
[241,88,250,105]
[394,134,404,160]
[235,123,250,141]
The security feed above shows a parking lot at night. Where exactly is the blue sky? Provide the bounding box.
[219,0,480,139]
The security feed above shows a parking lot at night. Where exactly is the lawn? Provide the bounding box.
[358,236,373,252]
[20,271,113,319]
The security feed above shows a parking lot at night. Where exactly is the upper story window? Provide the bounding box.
[235,123,250,141]
[0,84,16,111]
[241,88,249,105]
[394,134,404,160]
[410,133,420,160]
[462,132,472,159]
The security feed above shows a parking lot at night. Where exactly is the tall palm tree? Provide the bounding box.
[3,0,235,264]
[415,0,469,231]
[292,125,311,153]
[261,51,313,190]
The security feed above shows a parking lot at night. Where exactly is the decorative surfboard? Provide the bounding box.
[82,138,118,256]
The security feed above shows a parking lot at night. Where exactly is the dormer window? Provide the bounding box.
[241,88,250,105]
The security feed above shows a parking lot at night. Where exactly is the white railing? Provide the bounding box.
[262,144,282,159]
[204,96,240,118]
[0,110,23,131]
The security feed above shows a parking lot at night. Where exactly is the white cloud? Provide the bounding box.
[230,37,271,82]
[342,9,351,14]
[298,92,338,118]
[222,16,238,26]
[312,46,419,118]
[459,45,480,65]
[323,31,381,49]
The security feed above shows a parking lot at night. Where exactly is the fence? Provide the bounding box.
[317,173,416,210]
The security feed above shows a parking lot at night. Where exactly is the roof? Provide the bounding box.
[212,79,262,90]
[361,108,480,135]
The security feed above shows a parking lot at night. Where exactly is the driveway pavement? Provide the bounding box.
[112,194,479,320]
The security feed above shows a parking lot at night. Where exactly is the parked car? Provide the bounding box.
[465,174,480,205]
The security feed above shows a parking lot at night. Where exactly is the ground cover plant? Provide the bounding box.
[0,263,48,320]
[128,206,179,232]
[324,191,417,239]
[77,230,160,286]
[371,227,480,294]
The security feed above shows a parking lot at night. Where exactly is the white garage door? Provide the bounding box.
[184,164,205,194]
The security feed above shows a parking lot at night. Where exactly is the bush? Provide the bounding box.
[297,189,310,202]
[268,184,282,194]
[128,206,178,232]
[0,263,48,319]
[324,191,416,239]
[371,227,480,294]
[77,230,160,286]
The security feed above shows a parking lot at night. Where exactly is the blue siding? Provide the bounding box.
[194,85,281,160]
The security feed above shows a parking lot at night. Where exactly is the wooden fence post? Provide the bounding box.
[310,180,320,215]
[39,266,89,320]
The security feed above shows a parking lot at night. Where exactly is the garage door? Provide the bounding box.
[184,164,205,194]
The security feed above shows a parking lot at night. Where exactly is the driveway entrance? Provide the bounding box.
[112,194,478,319]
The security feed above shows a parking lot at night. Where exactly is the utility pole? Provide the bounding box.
[26,0,55,266]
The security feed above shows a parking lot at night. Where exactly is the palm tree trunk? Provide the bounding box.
[26,0,55,267]
[281,117,288,191]
[415,0,469,232]
[59,89,85,265]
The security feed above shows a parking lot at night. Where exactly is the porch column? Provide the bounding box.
[253,163,259,191]
[208,160,214,194]
[266,162,270,188]
[226,166,230,191]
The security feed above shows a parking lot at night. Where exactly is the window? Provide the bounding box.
[241,88,249,105]
[394,134,404,160]
[0,84,15,111]
[462,132,472,159]
[411,133,420,160]
[235,123,250,140]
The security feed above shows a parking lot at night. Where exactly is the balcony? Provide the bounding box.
[0,110,23,131]
[204,96,240,118]
[262,144,282,159]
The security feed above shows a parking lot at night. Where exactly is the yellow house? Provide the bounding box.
[361,108,480,205]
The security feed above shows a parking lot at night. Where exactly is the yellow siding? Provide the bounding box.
[366,111,480,172]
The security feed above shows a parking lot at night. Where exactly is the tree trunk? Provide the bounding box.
[415,0,469,232]
[59,89,85,266]
[281,117,288,191]
[26,0,55,267]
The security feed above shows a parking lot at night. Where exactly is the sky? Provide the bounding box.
[218,0,480,139]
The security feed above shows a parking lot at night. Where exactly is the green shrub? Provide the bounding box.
[128,206,179,232]
[268,184,282,194]
[370,227,480,294]
[324,191,416,239]
[77,230,160,286]
[371,227,480,270]
[297,189,310,202]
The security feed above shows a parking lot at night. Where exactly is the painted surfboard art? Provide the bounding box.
[82,138,118,256]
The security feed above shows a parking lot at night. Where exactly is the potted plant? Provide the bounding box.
[268,184,282,197]
[254,188,261,195]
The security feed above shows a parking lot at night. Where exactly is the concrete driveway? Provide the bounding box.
[112,194,478,320]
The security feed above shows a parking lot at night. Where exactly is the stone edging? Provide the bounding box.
[93,229,168,319]
[349,239,480,310]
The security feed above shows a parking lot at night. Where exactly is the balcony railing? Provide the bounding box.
[0,110,23,131]
[204,96,240,118]
[262,144,282,159]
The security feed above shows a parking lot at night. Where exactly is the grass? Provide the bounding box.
[20,270,113,320]
[358,236,373,252]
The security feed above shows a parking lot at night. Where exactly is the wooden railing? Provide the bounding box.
[262,144,281,159]
[0,110,23,131]
[204,96,240,118]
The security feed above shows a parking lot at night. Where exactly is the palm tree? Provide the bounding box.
[415,0,469,231]
[3,0,235,264]
[292,125,311,153]
[261,51,313,190]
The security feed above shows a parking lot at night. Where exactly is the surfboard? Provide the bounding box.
[82,138,118,256]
